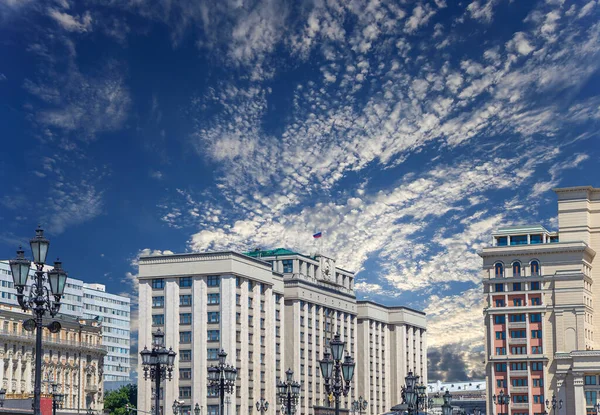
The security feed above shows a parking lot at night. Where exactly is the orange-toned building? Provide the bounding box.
[480,186,600,415]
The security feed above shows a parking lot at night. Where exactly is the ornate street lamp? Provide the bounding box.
[0,388,6,407]
[352,396,368,415]
[51,383,64,415]
[278,368,301,415]
[401,372,419,414]
[545,393,563,412]
[173,400,184,415]
[319,333,356,415]
[9,227,68,415]
[256,398,269,415]
[493,389,510,414]
[441,390,452,415]
[208,350,237,415]
[194,404,201,415]
[141,329,177,415]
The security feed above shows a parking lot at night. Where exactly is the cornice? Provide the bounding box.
[478,241,596,258]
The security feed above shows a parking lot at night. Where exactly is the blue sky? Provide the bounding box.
[1,0,599,382]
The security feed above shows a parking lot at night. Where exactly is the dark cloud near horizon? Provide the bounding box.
[428,343,485,382]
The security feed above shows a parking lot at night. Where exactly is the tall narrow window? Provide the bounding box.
[495,263,504,278]
[512,262,521,277]
[530,260,540,276]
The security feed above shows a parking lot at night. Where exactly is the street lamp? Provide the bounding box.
[208,349,237,415]
[473,407,481,415]
[51,383,64,415]
[441,390,452,415]
[0,388,6,407]
[194,404,202,415]
[278,368,301,415]
[141,329,177,415]
[256,398,269,415]
[402,372,427,414]
[173,400,184,415]
[352,396,368,415]
[593,402,600,415]
[545,394,563,412]
[492,389,510,414]
[319,333,356,415]
[9,228,68,415]
[415,383,428,413]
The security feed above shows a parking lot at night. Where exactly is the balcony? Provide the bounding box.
[508,321,527,329]
[85,384,98,394]
[0,329,107,354]
[512,402,529,410]
[510,370,528,377]
[508,338,527,345]
[511,386,529,393]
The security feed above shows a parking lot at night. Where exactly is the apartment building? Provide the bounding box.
[355,301,427,415]
[480,186,600,415]
[0,304,106,412]
[137,251,285,415]
[0,261,132,389]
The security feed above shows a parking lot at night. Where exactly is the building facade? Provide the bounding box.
[138,248,427,415]
[355,301,427,415]
[0,305,106,412]
[481,186,600,415]
[0,261,132,388]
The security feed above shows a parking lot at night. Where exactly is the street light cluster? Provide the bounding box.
[140,329,177,415]
[208,350,238,415]
[401,372,434,414]
[319,333,356,415]
[277,369,301,415]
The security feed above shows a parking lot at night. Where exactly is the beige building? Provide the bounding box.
[355,301,427,415]
[480,186,600,415]
[138,248,427,415]
[0,304,106,413]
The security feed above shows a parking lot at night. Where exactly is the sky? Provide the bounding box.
[1,0,600,383]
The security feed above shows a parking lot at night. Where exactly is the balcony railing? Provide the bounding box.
[511,386,529,393]
[510,370,528,377]
[512,402,529,410]
[0,328,107,353]
[507,321,527,329]
[508,338,527,345]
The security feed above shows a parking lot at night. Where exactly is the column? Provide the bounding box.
[240,279,249,415]
[557,375,567,415]
[573,374,585,415]
[164,277,180,415]
[192,276,208,415]
[25,353,32,394]
[138,281,153,415]
[264,287,276,415]
[15,357,22,393]
[0,351,5,387]
[7,353,13,393]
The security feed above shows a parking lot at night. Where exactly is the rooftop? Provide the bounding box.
[493,224,552,235]
[244,248,300,258]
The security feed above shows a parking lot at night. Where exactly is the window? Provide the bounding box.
[495,331,506,340]
[208,348,219,360]
[509,314,526,322]
[495,283,504,292]
[513,262,521,277]
[180,350,192,361]
[531,346,543,354]
[180,295,192,306]
[495,363,507,372]
[152,296,165,308]
[208,293,220,304]
[496,347,506,355]
[586,391,597,406]
[180,313,192,325]
[531,362,543,371]
[495,299,505,307]
[510,330,526,338]
[532,378,544,387]
[531,281,540,290]
[497,236,508,246]
[511,235,528,245]
[207,406,219,415]
[152,279,164,289]
[531,297,541,305]
[496,379,507,388]
[282,260,293,273]
[510,346,527,355]
[494,315,506,324]
[510,362,527,370]
[585,376,597,385]
[180,368,192,379]
[208,330,220,341]
[531,329,542,338]
[495,263,504,278]
[179,386,192,398]
[208,312,220,323]
[236,277,242,287]
[531,260,540,276]
[207,276,220,286]
[152,314,164,325]
[248,297,253,308]
[530,235,542,244]
[513,298,522,306]
[530,313,542,323]
[180,277,193,287]
[512,283,522,291]
[512,378,528,387]
[512,395,528,403]
[180,331,192,343]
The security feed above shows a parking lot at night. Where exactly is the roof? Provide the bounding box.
[244,248,299,258]
[356,300,426,316]
[493,224,551,235]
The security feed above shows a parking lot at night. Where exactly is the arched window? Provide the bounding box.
[513,262,521,277]
[495,263,504,278]
[531,260,540,276]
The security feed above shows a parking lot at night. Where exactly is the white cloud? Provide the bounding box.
[507,32,535,55]
[578,1,597,19]
[404,3,436,33]
[150,170,163,180]
[48,9,92,32]
[466,0,497,22]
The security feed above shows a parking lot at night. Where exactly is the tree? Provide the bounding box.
[104,384,137,415]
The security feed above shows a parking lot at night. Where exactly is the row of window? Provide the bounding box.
[495,261,540,278]
[495,346,543,355]
[500,378,544,387]
[152,276,220,289]
[495,362,544,372]
[495,281,541,292]
[494,297,542,307]
[494,313,542,324]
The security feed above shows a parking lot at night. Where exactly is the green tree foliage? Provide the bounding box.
[104,384,137,415]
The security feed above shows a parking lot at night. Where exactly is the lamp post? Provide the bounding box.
[593,402,600,415]
[415,383,428,413]
[9,227,68,415]
[277,368,301,415]
[319,333,356,415]
[208,349,237,415]
[492,389,510,415]
[173,400,184,415]
[545,394,563,413]
[256,398,269,415]
[400,371,418,414]
[441,391,452,415]
[0,388,6,407]
[140,329,177,415]
[51,383,64,415]
[194,404,201,415]
[352,396,367,415]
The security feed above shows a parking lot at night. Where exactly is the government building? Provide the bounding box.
[481,186,600,415]
[137,248,427,415]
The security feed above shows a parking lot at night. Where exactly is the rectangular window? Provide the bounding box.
[495,283,504,292]
[531,297,541,305]
[513,283,522,291]
[180,277,193,287]
[208,312,220,323]
[180,295,192,306]
[586,391,597,405]
[511,378,528,387]
[513,298,522,306]
[497,236,508,246]
[180,313,192,325]
[207,276,220,286]
[510,362,528,370]
[531,330,542,338]
[495,299,505,307]
[530,234,542,244]
[585,376,597,385]
[152,314,164,326]
[531,346,543,354]
[179,368,192,380]
[494,315,506,324]
[496,379,507,388]
[236,277,242,287]
[495,363,507,372]
[180,350,192,361]
[179,386,192,398]
[510,235,528,245]
[152,296,165,308]
[510,330,526,338]
[208,330,220,341]
[531,362,543,371]
[248,297,253,308]
[152,279,164,289]
[282,260,293,273]
[208,348,219,360]
[207,406,219,415]
[180,331,192,343]
[530,313,542,323]
[208,293,220,304]
[495,331,506,340]
[531,281,540,290]
[495,347,506,355]
[509,314,526,322]
[532,378,544,387]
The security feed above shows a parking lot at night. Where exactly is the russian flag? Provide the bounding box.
[313,232,322,239]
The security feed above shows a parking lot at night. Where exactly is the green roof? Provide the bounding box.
[244,248,298,258]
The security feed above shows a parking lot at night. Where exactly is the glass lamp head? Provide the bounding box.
[167,348,177,366]
[405,371,417,390]
[286,368,293,382]
[330,333,345,361]
[30,226,50,265]
[291,382,301,396]
[9,247,30,288]
[219,349,228,365]
[153,329,165,348]
[194,403,200,415]
[208,366,219,381]
[140,346,152,365]
[320,351,333,379]
[277,381,286,396]
[443,390,451,405]
[48,260,68,297]
[341,354,355,382]
[158,348,170,365]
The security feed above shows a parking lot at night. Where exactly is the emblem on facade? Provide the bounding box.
[319,256,336,283]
